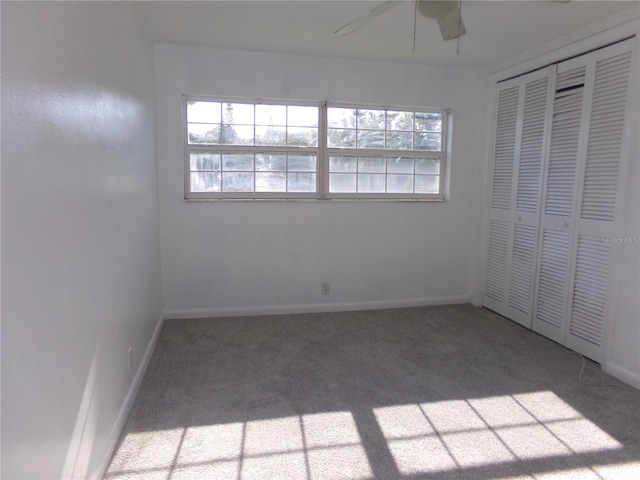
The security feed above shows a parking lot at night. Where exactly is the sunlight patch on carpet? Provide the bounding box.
[373,391,622,476]
[106,391,626,479]
[172,411,371,480]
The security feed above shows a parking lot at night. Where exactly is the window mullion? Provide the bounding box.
[319,103,328,199]
[355,154,359,193]
[385,152,389,193]
[326,148,440,158]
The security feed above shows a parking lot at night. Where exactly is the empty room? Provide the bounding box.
[1,1,639,479]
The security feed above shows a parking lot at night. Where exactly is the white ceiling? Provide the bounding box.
[135,1,639,68]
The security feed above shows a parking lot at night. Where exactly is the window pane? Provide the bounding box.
[357,130,385,148]
[328,128,356,148]
[288,106,318,127]
[330,174,356,192]
[385,131,413,150]
[358,157,386,173]
[187,102,221,124]
[358,174,386,193]
[255,126,286,146]
[357,109,385,130]
[224,103,254,126]
[414,132,441,151]
[415,175,440,194]
[256,172,286,192]
[415,112,442,132]
[255,104,286,125]
[255,154,285,171]
[188,124,221,144]
[288,154,316,172]
[191,172,221,192]
[330,156,357,173]
[288,173,316,192]
[223,153,253,171]
[387,174,413,193]
[190,152,221,171]
[386,111,414,131]
[288,127,318,147]
[328,108,356,128]
[222,125,254,145]
[388,157,414,174]
[415,158,440,174]
[222,172,253,192]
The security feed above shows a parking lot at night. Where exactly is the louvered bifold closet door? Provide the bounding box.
[532,58,588,344]
[484,81,520,315]
[484,68,553,328]
[564,40,634,362]
[504,72,553,325]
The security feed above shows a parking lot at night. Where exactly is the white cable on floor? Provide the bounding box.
[576,353,635,390]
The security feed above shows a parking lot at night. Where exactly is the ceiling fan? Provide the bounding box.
[334,1,466,43]
[334,0,572,44]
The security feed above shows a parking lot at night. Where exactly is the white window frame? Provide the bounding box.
[324,102,449,201]
[185,96,322,200]
[184,96,450,201]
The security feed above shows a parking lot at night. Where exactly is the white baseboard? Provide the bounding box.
[602,361,640,390]
[163,295,472,320]
[91,312,165,480]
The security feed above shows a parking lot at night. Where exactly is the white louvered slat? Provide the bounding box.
[535,229,571,329]
[555,68,586,89]
[544,66,586,218]
[569,235,612,345]
[581,51,632,222]
[516,78,548,213]
[485,220,510,303]
[508,224,537,313]
[491,86,519,209]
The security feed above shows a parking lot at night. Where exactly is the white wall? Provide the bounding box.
[605,30,640,387]
[155,44,490,317]
[606,125,640,386]
[1,2,163,479]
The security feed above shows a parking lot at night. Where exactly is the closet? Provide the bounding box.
[484,38,635,362]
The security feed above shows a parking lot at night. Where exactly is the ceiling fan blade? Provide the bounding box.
[334,1,400,37]
[437,6,465,41]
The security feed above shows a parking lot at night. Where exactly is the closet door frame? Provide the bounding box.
[485,19,640,378]
[601,33,640,375]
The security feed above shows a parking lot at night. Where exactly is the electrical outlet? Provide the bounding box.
[321,282,330,295]
[128,348,133,373]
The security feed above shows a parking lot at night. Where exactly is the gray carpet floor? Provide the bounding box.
[105,304,640,479]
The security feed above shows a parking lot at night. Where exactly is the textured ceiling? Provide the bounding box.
[135,1,639,68]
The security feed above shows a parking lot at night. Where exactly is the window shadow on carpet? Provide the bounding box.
[104,304,640,480]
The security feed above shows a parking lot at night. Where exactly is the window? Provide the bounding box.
[186,99,320,199]
[326,106,446,199]
[185,97,449,200]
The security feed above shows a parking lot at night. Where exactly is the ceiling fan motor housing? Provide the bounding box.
[417,0,458,19]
